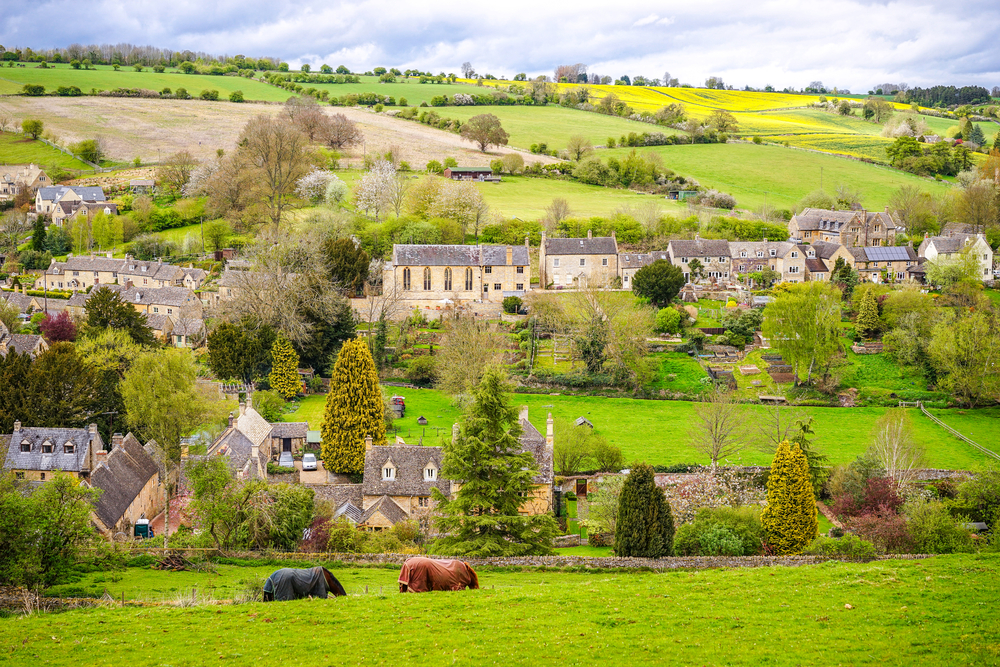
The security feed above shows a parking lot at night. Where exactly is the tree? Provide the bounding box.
[0,349,32,433]
[83,286,156,346]
[435,317,508,398]
[690,390,752,468]
[927,311,1000,407]
[687,258,705,281]
[889,185,938,236]
[429,179,490,239]
[431,366,559,556]
[236,114,312,226]
[206,320,276,384]
[459,113,509,152]
[761,440,817,554]
[631,259,685,307]
[322,236,370,293]
[25,342,102,428]
[501,152,524,174]
[762,282,843,384]
[321,113,363,149]
[461,62,474,79]
[871,410,925,490]
[553,422,596,475]
[586,475,625,534]
[156,150,198,193]
[21,119,43,139]
[284,96,326,141]
[121,349,222,462]
[321,338,385,474]
[268,335,301,399]
[70,138,106,164]
[354,159,396,221]
[74,328,144,442]
[38,310,77,342]
[855,287,881,339]
[30,216,46,252]
[707,109,739,133]
[566,135,594,161]
[615,463,675,558]
[295,168,335,203]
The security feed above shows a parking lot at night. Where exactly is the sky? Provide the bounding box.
[2,0,999,91]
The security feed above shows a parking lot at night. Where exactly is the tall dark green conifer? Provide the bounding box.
[615,463,675,558]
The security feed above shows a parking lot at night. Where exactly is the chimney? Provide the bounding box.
[96,449,107,465]
[111,433,124,449]
[695,233,700,242]
[763,237,768,244]
[13,421,20,432]
[524,235,529,248]
[181,444,189,459]
[546,412,554,448]
[506,246,513,265]
[238,401,246,416]
[88,423,98,437]
[519,405,529,422]
[125,280,133,289]
[227,412,234,428]
[365,434,373,451]
[587,229,592,239]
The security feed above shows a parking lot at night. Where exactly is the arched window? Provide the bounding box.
[423,267,431,290]
[403,268,411,290]
[444,268,452,291]
[465,268,473,291]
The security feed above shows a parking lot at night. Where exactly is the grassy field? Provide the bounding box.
[0,130,93,170]
[601,142,952,210]
[288,387,997,470]
[16,554,1000,666]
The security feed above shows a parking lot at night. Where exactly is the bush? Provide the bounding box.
[405,355,437,385]
[266,462,295,475]
[229,90,244,103]
[904,500,974,554]
[847,510,914,554]
[200,89,219,101]
[802,534,877,560]
[502,296,522,314]
[673,506,764,556]
[654,307,681,334]
[252,390,286,422]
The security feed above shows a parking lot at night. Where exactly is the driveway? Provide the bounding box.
[296,459,329,484]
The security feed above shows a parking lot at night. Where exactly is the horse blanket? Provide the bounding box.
[263,567,345,601]
[398,558,479,593]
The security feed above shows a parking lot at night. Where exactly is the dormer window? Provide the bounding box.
[769,249,776,257]
[64,443,75,454]
[808,250,815,258]
[20,441,30,453]
[756,251,763,258]
[383,459,396,480]
[42,441,53,453]
[424,465,437,481]
[740,251,747,257]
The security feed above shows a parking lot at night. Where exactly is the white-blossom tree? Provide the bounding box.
[325,176,348,204]
[296,168,336,203]
[354,159,397,221]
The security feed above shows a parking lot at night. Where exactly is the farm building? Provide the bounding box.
[443,166,499,181]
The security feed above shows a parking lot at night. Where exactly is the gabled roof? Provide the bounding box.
[144,313,172,332]
[53,254,125,274]
[1,292,37,312]
[335,501,364,524]
[104,284,198,308]
[236,408,272,447]
[4,426,98,473]
[544,237,617,256]
[90,434,159,529]
[668,238,731,258]
[804,258,828,273]
[270,422,308,439]
[37,186,106,202]
[809,241,845,260]
[360,495,409,525]
[363,445,446,496]
[791,208,858,231]
[172,318,205,337]
[618,251,669,269]
[391,244,530,267]
[519,418,553,485]
[5,334,46,357]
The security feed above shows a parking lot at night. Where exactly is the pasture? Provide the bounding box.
[288,388,998,470]
[12,554,1000,666]
[0,130,93,170]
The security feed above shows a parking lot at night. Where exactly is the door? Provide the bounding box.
[282,438,292,452]
[576,479,588,497]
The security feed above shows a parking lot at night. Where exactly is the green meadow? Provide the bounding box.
[0,131,93,170]
[14,554,1000,666]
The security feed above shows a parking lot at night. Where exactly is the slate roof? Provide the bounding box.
[360,495,409,525]
[618,251,669,269]
[172,318,205,337]
[52,254,125,274]
[791,208,858,231]
[668,238,732,258]
[335,501,364,524]
[270,422,308,439]
[208,428,258,474]
[38,186,106,202]
[4,426,98,473]
[183,268,208,282]
[38,298,68,314]
[90,434,159,529]
[942,222,976,237]
[391,244,530,266]
[729,241,795,259]
[363,445,446,497]
[121,259,184,282]
[5,334,45,357]
[924,235,980,255]
[108,285,199,308]
[1,292,36,312]
[809,241,844,260]
[323,484,364,509]
[519,418,554,485]
[144,313,172,333]
[235,408,272,447]
[804,258,828,273]
[67,293,89,308]
[543,237,618,256]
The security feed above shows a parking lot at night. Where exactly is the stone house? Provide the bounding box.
[539,231,619,288]
[618,251,670,290]
[667,237,732,283]
[170,318,206,348]
[0,329,48,358]
[807,241,855,277]
[382,243,530,313]
[1,289,39,315]
[89,433,161,536]
[728,241,806,284]
[54,200,118,226]
[0,164,50,200]
[43,254,125,291]
[848,246,920,283]
[144,313,174,342]
[119,258,186,289]
[788,208,899,247]
[3,422,103,481]
[268,422,309,458]
[102,284,204,319]
[918,233,993,282]
[35,185,106,217]
[204,403,272,480]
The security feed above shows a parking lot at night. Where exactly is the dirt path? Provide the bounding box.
[0,97,555,169]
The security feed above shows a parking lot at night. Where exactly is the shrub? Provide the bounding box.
[426,160,443,174]
[252,389,286,422]
[904,500,974,554]
[847,510,914,554]
[229,90,244,103]
[200,89,220,101]
[802,534,877,560]
[502,296,522,314]
[405,355,437,385]
[266,462,296,475]
[957,463,1000,528]
[654,307,681,334]
[673,506,764,556]
[615,463,675,558]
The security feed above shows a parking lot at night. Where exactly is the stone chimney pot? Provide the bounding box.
[13,421,21,431]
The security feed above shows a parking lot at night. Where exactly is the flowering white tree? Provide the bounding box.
[354,159,397,221]
[325,176,348,204]
[429,179,490,238]
[295,169,336,203]
[453,93,475,105]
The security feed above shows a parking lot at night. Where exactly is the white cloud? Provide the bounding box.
[633,14,660,27]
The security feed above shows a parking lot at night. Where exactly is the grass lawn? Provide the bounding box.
[309,77,485,107]
[291,387,996,469]
[17,554,1000,666]
[0,130,93,170]
[554,545,614,557]
[600,142,951,211]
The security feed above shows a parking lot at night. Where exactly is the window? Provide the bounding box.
[485,266,492,274]
[93,271,98,277]
[896,272,904,280]
[444,268,452,291]
[15,472,24,480]
[167,308,173,315]
[871,262,878,268]
[418,497,429,507]
[64,444,74,453]
[516,283,524,291]
[739,265,746,271]
[602,258,608,266]
[403,268,411,290]
[769,249,776,257]
[153,307,159,313]
[20,442,29,453]
[808,250,815,258]
[740,251,747,258]
[874,225,881,232]
[623,275,629,283]
[424,467,437,481]
[681,257,688,263]
[40,473,45,481]
[756,251,763,258]
[791,251,798,258]
[553,258,560,268]
[382,466,395,480]
[494,283,502,291]
[580,258,586,266]
[423,267,431,291]
[465,268,473,291]
[789,266,800,274]
[143,279,148,285]
[719,257,726,263]
[704,257,710,263]
[42,443,53,453]
[517,266,524,274]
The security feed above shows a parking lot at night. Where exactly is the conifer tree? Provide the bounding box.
[615,463,675,558]
[762,440,818,555]
[431,366,560,556]
[268,334,301,399]
[855,288,880,340]
[321,337,385,474]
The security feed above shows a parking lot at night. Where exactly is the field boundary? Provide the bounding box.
[919,403,1000,460]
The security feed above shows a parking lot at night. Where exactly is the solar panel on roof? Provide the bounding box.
[866,247,909,261]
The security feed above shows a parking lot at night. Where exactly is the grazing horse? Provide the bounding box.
[263,567,347,601]
[398,557,480,593]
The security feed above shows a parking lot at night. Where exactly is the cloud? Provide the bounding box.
[0,0,998,90]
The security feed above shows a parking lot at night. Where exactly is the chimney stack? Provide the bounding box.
[519,405,529,422]
[88,423,98,437]
[13,421,20,432]
[238,401,246,416]
[227,412,234,428]
[96,449,107,465]
[525,235,529,248]
[365,434,373,451]
[587,229,592,239]
[111,433,124,449]
[506,246,513,265]
[546,412,554,448]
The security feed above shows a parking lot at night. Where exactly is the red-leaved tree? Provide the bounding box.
[39,311,78,342]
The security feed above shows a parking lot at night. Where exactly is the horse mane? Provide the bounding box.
[322,567,348,597]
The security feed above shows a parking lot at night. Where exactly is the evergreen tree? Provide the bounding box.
[82,286,156,346]
[993,131,1000,151]
[614,463,675,558]
[268,334,301,399]
[372,316,388,369]
[790,418,830,497]
[762,440,818,555]
[968,123,986,147]
[432,366,559,556]
[855,288,881,339]
[206,320,275,384]
[30,217,46,251]
[321,337,385,474]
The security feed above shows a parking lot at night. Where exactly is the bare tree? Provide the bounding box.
[690,390,752,468]
[634,200,663,236]
[566,135,593,161]
[0,112,12,133]
[284,96,327,142]
[0,209,31,255]
[435,317,509,399]
[237,115,313,227]
[156,150,199,194]
[544,198,572,230]
[871,409,925,489]
[756,403,808,452]
[321,113,363,149]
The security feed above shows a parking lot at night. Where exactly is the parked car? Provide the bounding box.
[278,451,294,469]
[302,453,317,471]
